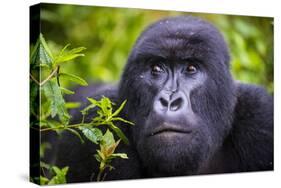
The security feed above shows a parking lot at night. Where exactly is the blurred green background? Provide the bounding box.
[41,3,274,93]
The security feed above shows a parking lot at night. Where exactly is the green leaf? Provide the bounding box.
[48,166,69,185]
[108,123,129,144]
[53,45,86,66]
[43,78,70,124]
[65,128,84,144]
[87,97,98,105]
[30,33,53,69]
[97,150,106,160]
[40,161,51,169]
[110,153,128,159]
[39,33,54,60]
[81,103,96,115]
[60,86,75,95]
[94,153,102,162]
[112,100,127,117]
[101,129,115,147]
[65,102,81,109]
[62,166,69,174]
[100,97,112,115]
[59,72,88,86]
[80,127,103,144]
[30,38,40,65]
[40,176,49,185]
[112,117,134,126]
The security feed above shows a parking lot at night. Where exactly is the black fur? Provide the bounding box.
[44,16,273,182]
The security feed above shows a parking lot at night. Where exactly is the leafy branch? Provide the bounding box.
[30,33,133,184]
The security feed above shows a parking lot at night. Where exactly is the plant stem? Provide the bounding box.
[30,73,40,85]
[40,67,59,86]
[96,169,104,182]
[30,67,59,86]
[40,123,91,132]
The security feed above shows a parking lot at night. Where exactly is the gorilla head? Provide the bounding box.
[118,16,237,176]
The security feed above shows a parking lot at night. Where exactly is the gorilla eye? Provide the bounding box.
[151,64,164,75]
[186,64,197,74]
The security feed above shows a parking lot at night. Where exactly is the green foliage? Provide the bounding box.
[30,34,133,184]
[40,4,273,93]
[81,97,134,144]
[94,130,128,181]
[80,127,103,144]
[39,166,69,185]
[59,72,88,86]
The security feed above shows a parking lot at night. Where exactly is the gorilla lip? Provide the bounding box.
[149,122,192,136]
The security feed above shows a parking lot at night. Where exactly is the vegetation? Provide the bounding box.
[41,4,273,93]
[30,34,133,184]
[30,4,274,185]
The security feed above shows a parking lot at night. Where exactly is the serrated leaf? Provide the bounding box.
[80,127,103,144]
[43,79,70,124]
[30,33,53,69]
[60,86,75,95]
[59,72,88,86]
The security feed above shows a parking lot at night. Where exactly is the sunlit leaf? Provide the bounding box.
[65,102,81,109]
[53,44,86,66]
[111,100,126,117]
[59,72,88,86]
[60,86,75,95]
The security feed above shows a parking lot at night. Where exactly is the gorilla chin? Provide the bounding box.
[137,116,210,177]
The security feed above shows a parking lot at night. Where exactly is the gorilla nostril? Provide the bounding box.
[159,97,168,107]
[170,98,183,111]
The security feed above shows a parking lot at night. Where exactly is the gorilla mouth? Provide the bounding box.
[149,122,192,136]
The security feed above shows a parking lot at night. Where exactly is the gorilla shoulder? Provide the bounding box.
[228,83,273,171]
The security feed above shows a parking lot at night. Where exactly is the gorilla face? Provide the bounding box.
[119,16,237,176]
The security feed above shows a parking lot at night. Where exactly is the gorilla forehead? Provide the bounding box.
[131,16,230,66]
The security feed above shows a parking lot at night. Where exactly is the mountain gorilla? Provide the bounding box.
[48,16,273,182]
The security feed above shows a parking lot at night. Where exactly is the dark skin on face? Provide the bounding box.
[48,16,273,182]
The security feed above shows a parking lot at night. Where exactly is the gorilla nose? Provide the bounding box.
[155,91,186,113]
